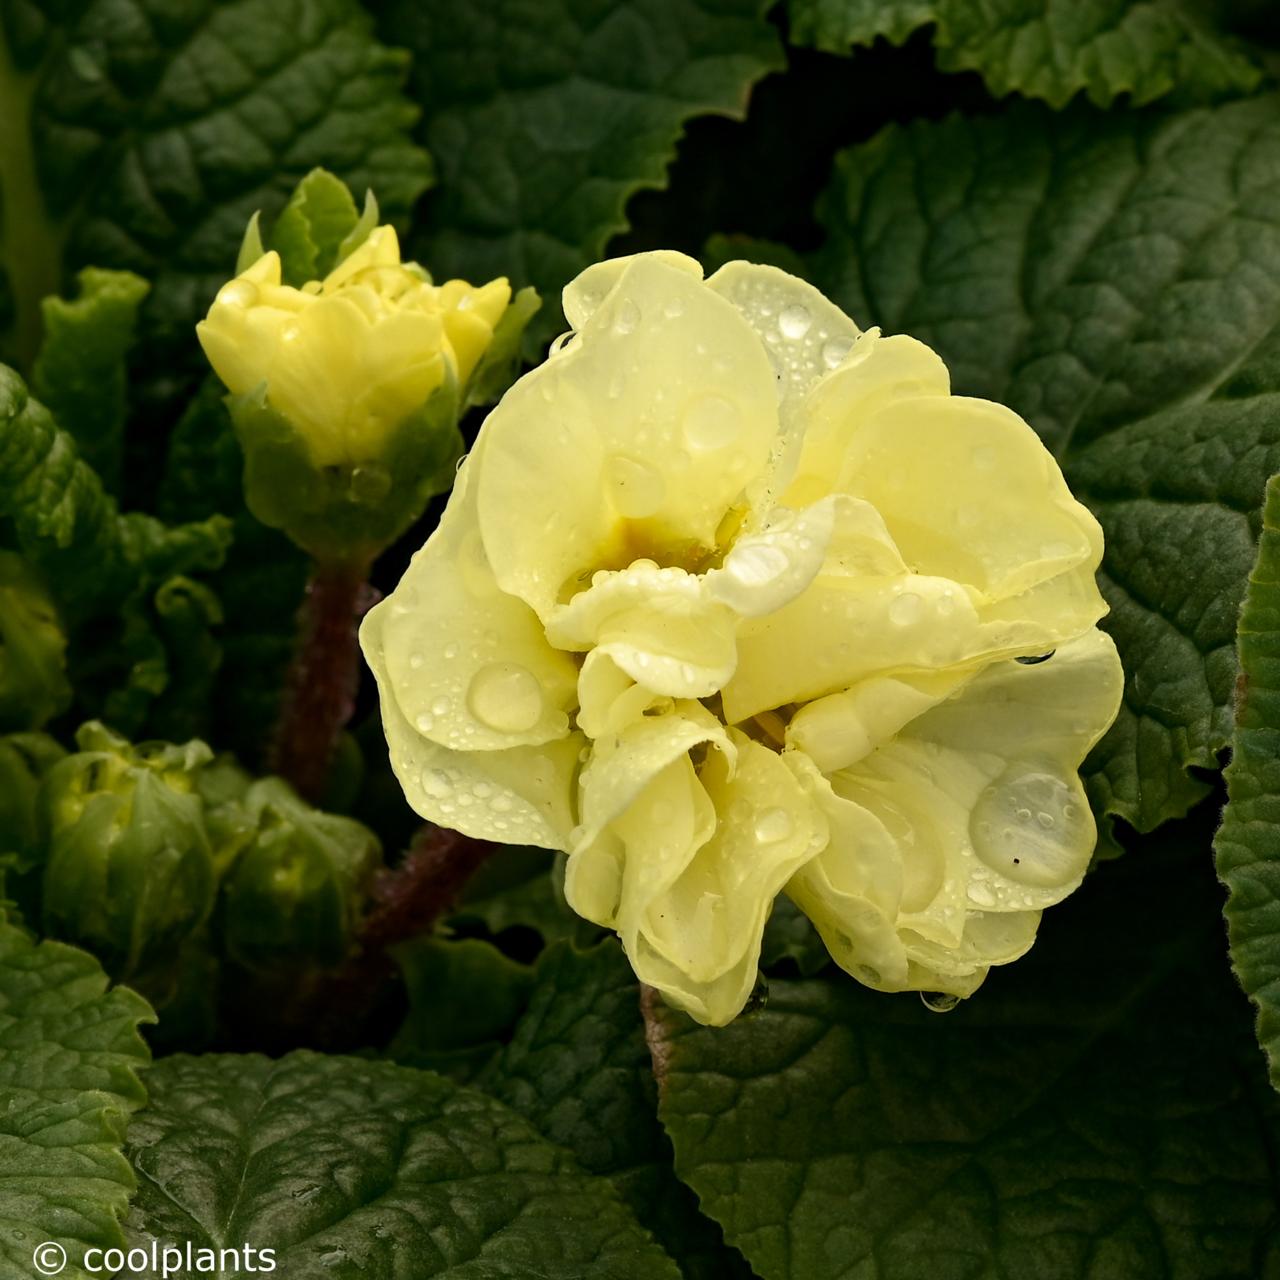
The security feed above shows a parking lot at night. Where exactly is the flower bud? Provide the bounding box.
[196,172,535,562]
[219,777,379,973]
[40,721,216,976]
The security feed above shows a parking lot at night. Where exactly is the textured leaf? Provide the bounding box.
[371,0,784,349]
[1217,472,1280,1089]
[811,95,1280,838]
[480,942,753,1280]
[655,818,1280,1280]
[31,267,148,496]
[0,922,153,1280]
[0,0,432,371]
[788,0,1263,108]
[122,1051,681,1279]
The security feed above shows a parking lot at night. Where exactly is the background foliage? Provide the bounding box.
[3,1,1280,1277]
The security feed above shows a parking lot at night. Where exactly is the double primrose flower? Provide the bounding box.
[362,251,1124,1025]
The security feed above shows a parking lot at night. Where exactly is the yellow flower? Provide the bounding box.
[197,226,511,467]
[361,251,1123,1025]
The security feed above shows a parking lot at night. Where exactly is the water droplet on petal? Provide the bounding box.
[966,881,997,907]
[821,336,853,368]
[467,662,543,733]
[753,807,793,844]
[779,304,812,340]
[613,298,640,335]
[682,393,740,451]
[420,768,451,799]
[217,279,258,308]
[663,296,685,319]
[607,455,665,518]
[888,591,922,625]
[725,542,790,587]
[430,695,450,716]
[921,991,960,1014]
[415,712,434,733]
[970,769,1090,887]
[855,964,882,986]
[409,651,425,670]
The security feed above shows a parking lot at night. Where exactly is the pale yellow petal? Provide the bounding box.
[576,650,672,741]
[363,440,579,753]
[546,562,738,699]
[561,251,703,330]
[476,254,780,619]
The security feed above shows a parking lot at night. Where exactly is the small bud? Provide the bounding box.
[40,721,217,976]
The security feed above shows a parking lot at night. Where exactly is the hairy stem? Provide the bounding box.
[269,557,377,803]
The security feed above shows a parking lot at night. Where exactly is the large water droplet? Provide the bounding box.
[420,768,451,799]
[920,991,960,1014]
[607,455,665,518]
[753,806,793,844]
[682,393,739,451]
[725,542,789,587]
[467,662,543,733]
[966,881,996,907]
[969,769,1090,887]
[888,591,923,625]
[779,304,812,340]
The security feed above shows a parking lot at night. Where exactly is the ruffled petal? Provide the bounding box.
[476,254,781,619]
[363,442,579,753]
[620,733,829,1025]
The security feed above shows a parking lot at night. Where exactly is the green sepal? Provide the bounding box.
[270,168,376,286]
[0,731,66,894]
[0,550,71,731]
[219,777,380,974]
[39,722,218,979]
[465,284,541,407]
[235,212,266,275]
[225,372,463,564]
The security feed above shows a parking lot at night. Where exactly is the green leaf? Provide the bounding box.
[387,936,534,1080]
[0,551,69,731]
[759,897,829,977]
[810,96,1280,838]
[372,0,784,350]
[1217,472,1280,1089]
[655,819,1280,1279]
[479,942,753,1280]
[31,267,149,496]
[789,0,1264,108]
[0,0,432,371]
[0,922,153,1280]
[121,1051,681,1279]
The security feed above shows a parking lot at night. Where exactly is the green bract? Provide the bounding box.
[0,550,69,730]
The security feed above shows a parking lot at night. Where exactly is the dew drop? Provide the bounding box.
[855,964,882,986]
[663,296,685,319]
[607,455,665,518]
[888,591,923,625]
[414,712,434,733]
[779,304,812,340]
[682,393,740,451]
[821,336,853,368]
[430,695,451,717]
[467,662,543,733]
[420,768,451,799]
[408,651,425,670]
[970,768,1090,887]
[613,298,640,335]
[920,991,961,1014]
[217,279,258,308]
[443,642,459,660]
[1036,811,1055,829]
[753,807,793,844]
[966,881,997,907]
[725,542,790,587]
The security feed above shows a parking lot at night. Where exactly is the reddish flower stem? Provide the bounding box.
[269,557,378,803]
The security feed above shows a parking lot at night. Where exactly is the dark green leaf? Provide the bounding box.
[0,922,152,1280]
[811,96,1280,837]
[373,0,784,350]
[480,942,753,1280]
[789,0,1263,108]
[0,0,431,372]
[656,817,1280,1280]
[1217,472,1280,1089]
[122,1051,681,1279]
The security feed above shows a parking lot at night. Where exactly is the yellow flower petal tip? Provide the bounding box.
[197,229,511,467]
[363,251,1124,1026]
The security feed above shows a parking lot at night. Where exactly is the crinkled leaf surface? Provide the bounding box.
[811,95,1280,839]
[479,942,752,1280]
[0,922,152,1280]
[121,1050,680,1279]
[1217,472,1280,1089]
[654,820,1280,1280]
[370,0,783,349]
[788,0,1263,108]
[0,0,431,370]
